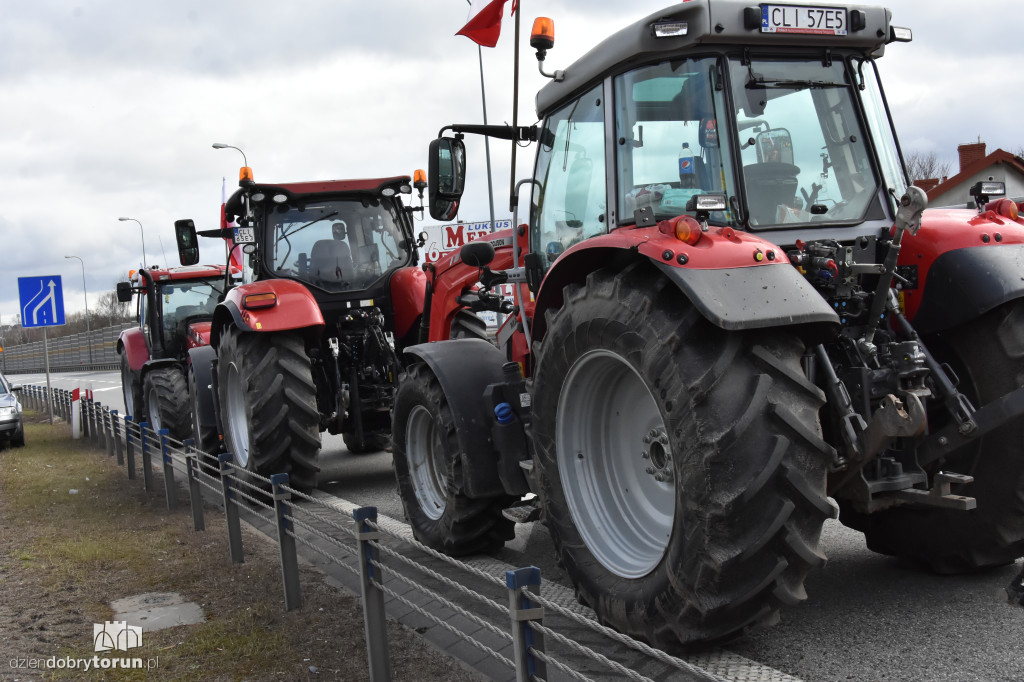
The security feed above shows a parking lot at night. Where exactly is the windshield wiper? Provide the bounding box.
[748,78,847,89]
[282,211,339,240]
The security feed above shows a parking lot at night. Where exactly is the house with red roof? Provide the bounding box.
[913,142,1024,208]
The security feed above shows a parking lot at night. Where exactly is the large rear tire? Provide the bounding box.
[143,367,191,441]
[120,352,143,421]
[392,363,515,555]
[532,264,834,648]
[841,299,1024,572]
[217,328,320,491]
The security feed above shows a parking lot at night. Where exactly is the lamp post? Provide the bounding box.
[212,142,247,167]
[64,255,93,364]
[118,216,147,268]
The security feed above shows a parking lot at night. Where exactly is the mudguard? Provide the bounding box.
[188,345,218,437]
[910,244,1024,335]
[118,328,150,371]
[654,261,840,333]
[211,280,325,345]
[404,339,508,497]
[390,267,427,340]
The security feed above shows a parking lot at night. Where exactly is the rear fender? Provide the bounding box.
[531,244,839,343]
[211,280,325,346]
[118,328,150,371]
[404,339,509,497]
[908,244,1024,334]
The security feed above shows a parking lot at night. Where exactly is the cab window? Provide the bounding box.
[613,58,736,225]
[530,85,606,270]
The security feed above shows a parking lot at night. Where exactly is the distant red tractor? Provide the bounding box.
[117,263,229,441]
[176,166,492,490]
[393,0,1024,649]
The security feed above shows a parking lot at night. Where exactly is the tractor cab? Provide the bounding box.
[225,178,417,298]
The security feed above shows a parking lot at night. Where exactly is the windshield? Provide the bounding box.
[728,58,885,228]
[157,278,224,350]
[265,198,410,293]
[614,58,737,226]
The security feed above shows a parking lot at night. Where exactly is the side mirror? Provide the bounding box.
[460,240,495,268]
[428,137,466,221]
[174,219,200,266]
[116,281,133,303]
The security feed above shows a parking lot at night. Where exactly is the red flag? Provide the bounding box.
[456,0,515,48]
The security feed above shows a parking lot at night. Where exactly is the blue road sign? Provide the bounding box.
[18,276,66,328]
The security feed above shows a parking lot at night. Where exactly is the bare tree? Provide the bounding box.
[905,150,952,183]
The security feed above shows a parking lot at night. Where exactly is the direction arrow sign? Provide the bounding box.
[18,276,66,328]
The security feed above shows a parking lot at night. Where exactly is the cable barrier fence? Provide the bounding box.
[23,384,734,682]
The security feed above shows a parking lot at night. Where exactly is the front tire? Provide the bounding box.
[392,363,514,555]
[217,328,320,491]
[532,264,833,648]
[842,299,1024,572]
[143,367,191,441]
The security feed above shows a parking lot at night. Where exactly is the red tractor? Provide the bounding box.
[176,166,488,491]
[117,262,229,440]
[393,0,1024,648]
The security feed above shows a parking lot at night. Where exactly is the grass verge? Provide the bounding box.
[0,414,478,681]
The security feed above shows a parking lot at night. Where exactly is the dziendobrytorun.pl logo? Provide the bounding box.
[8,621,159,672]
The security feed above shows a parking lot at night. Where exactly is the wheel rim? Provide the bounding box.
[121,359,134,417]
[406,404,447,521]
[223,362,250,467]
[147,385,162,432]
[556,349,675,578]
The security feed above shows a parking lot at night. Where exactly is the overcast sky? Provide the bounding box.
[2,0,1021,326]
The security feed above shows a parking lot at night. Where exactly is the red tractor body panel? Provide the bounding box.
[186,321,214,350]
[223,280,326,333]
[900,207,1024,321]
[389,266,428,339]
[118,327,150,372]
[270,176,410,195]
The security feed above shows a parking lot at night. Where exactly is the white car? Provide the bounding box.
[0,372,25,448]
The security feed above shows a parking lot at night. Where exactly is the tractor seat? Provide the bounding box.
[310,239,354,284]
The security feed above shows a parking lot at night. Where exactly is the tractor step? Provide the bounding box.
[896,471,976,510]
[502,500,542,524]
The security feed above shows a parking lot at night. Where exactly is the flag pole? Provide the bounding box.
[467,0,498,232]
[509,1,520,212]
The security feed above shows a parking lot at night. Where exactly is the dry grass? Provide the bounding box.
[0,414,480,681]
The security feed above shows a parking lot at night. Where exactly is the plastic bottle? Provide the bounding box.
[678,142,695,188]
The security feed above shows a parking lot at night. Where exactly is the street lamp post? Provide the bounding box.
[64,255,93,364]
[118,216,147,268]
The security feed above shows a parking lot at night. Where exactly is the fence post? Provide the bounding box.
[219,453,244,564]
[124,415,136,479]
[160,430,176,511]
[104,408,114,458]
[140,422,153,491]
[185,439,205,532]
[271,473,302,612]
[506,567,547,682]
[353,506,392,682]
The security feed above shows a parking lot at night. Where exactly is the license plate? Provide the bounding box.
[761,4,847,36]
[234,226,255,243]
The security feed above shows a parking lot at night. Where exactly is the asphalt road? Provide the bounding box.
[15,369,1024,681]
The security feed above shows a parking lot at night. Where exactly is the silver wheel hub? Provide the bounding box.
[406,405,447,521]
[556,349,675,579]
[223,362,251,468]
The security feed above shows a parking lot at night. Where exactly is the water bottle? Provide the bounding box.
[678,142,695,188]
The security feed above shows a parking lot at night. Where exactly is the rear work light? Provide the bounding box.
[653,21,687,38]
[242,292,277,310]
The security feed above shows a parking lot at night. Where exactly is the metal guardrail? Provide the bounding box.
[23,384,731,682]
[2,323,132,374]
